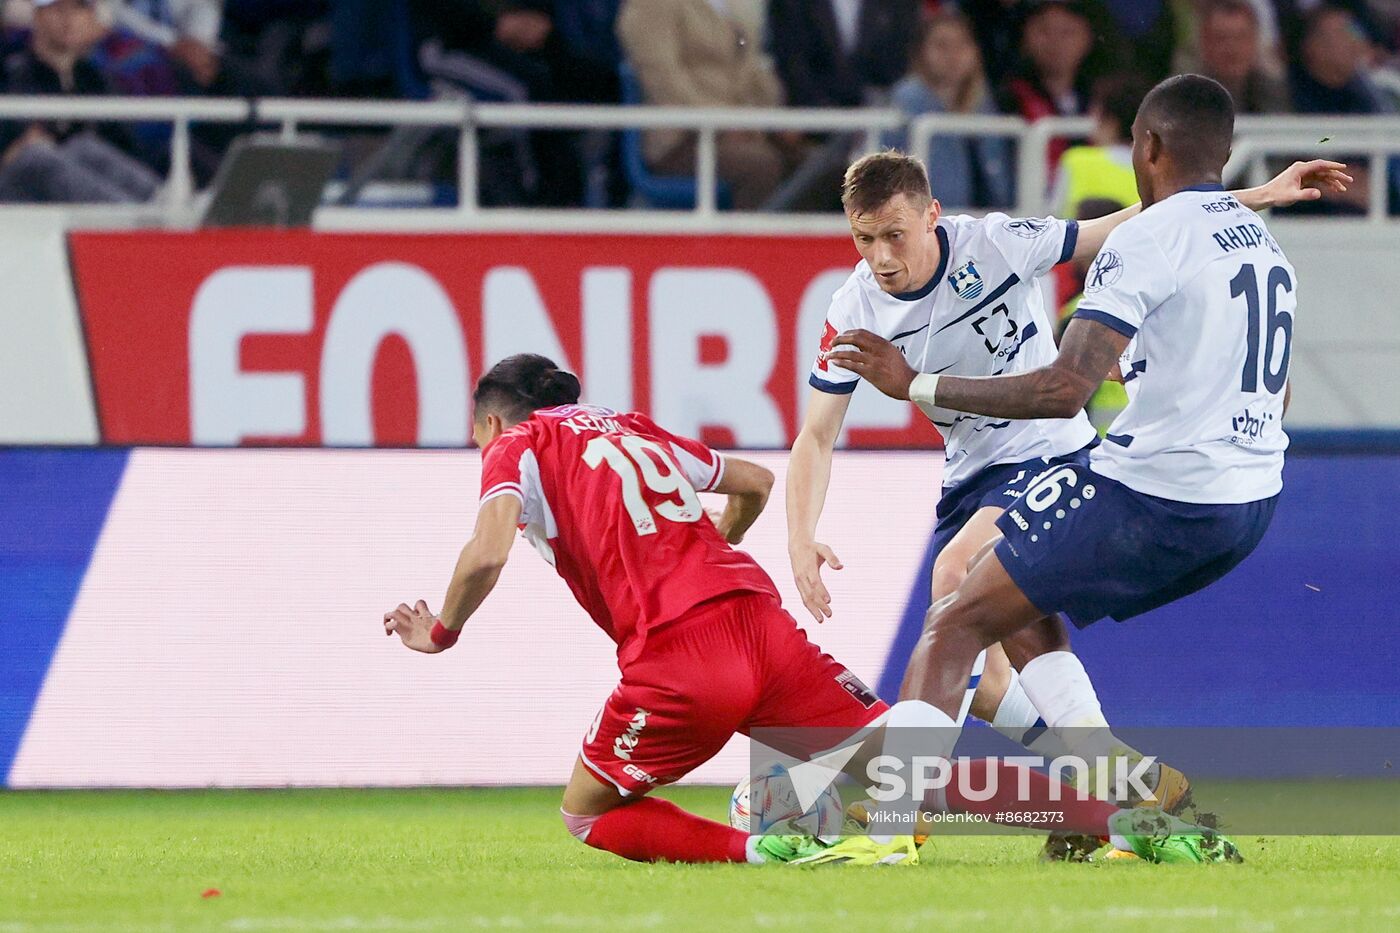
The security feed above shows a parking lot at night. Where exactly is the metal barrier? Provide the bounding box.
[0,96,1396,230]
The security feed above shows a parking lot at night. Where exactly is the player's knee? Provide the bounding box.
[934,535,1001,599]
[931,562,965,600]
[560,807,603,846]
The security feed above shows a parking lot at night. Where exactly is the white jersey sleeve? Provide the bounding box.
[1072,221,1176,338]
[980,213,1079,281]
[808,277,863,395]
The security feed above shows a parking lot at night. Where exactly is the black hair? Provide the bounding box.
[1137,74,1234,177]
[473,353,581,424]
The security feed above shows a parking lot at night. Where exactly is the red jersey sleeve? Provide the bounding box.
[621,413,725,492]
[479,430,534,506]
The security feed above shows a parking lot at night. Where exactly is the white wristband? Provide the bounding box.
[909,373,941,407]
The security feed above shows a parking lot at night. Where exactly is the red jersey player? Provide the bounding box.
[383,354,1224,866]
[382,353,897,865]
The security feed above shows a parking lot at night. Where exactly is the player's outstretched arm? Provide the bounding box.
[382,494,522,654]
[710,456,773,546]
[787,389,852,622]
[1069,202,1142,264]
[439,495,522,628]
[1066,160,1349,264]
[1234,160,1351,212]
[828,321,1131,420]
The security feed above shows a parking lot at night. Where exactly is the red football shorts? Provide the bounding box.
[579,592,889,796]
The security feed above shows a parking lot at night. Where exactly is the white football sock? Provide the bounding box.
[991,671,1067,759]
[745,836,766,864]
[1017,651,1119,763]
[868,700,959,843]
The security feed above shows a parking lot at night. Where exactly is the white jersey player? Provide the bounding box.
[818,74,1348,865]
[788,155,1111,742]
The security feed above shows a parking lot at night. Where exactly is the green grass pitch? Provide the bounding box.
[2,787,1398,932]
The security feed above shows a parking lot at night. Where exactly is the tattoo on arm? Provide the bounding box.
[935,319,1132,420]
[1055,318,1131,394]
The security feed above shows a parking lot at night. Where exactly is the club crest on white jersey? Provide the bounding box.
[947,260,985,300]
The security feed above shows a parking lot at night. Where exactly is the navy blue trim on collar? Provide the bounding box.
[1056,219,1080,265]
[1181,183,1226,192]
[1072,307,1139,339]
[891,225,951,302]
[809,372,858,395]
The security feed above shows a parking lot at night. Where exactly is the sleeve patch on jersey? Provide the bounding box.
[1003,216,1053,239]
[1084,248,1124,293]
[809,372,858,394]
[1072,307,1139,339]
[1057,219,1080,265]
[816,320,837,372]
[1105,432,1135,447]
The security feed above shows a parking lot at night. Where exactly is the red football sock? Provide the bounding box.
[584,797,749,863]
[945,758,1121,835]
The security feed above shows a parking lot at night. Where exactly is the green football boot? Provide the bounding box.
[1107,809,1244,865]
[750,820,830,864]
[1041,749,1194,862]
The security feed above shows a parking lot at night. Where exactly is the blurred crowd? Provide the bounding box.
[1,0,1397,212]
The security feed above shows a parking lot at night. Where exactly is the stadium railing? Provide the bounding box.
[0,96,1397,230]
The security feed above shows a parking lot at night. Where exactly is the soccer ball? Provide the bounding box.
[729,764,844,835]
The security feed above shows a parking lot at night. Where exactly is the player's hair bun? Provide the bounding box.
[534,368,582,407]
